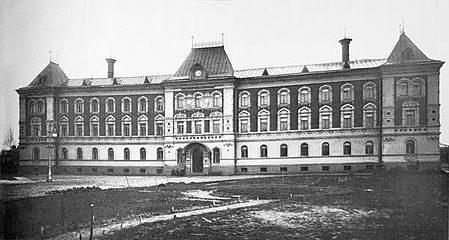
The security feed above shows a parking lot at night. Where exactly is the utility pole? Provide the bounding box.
[89,203,95,240]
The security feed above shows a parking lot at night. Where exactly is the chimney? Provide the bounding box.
[105,58,116,78]
[338,38,352,69]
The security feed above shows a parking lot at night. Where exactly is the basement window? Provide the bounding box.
[124,169,130,174]
[322,166,330,171]
[280,167,287,172]
[107,169,113,173]
[91,168,98,173]
[156,168,163,174]
[241,168,248,173]
[344,165,352,171]
[260,167,267,172]
[301,167,308,172]
[76,168,82,173]
[366,165,374,170]
[140,169,146,174]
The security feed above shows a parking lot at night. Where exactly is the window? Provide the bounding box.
[177,148,184,164]
[140,148,146,160]
[298,87,311,104]
[92,148,98,160]
[122,116,131,136]
[213,120,220,133]
[194,93,203,108]
[363,82,376,100]
[343,142,351,155]
[319,85,332,103]
[59,99,68,114]
[140,169,146,174]
[29,100,36,114]
[319,106,332,129]
[213,148,220,163]
[212,91,222,108]
[241,168,248,173]
[108,148,114,160]
[406,140,415,154]
[341,104,354,128]
[322,142,329,156]
[322,166,330,171]
[90,116,99,136]
[106,98,115,113]
[177,121,184,134]
[341,84,354,102]
[106,116,115,136]
[75,117,84,137]
[77,148,83,160]
[301,143,309,156]
[37,100,44,114]
[138,115,148,136]
[239,111,250,133]
[122,97,131,113]
[280,167,287,172]
[280,144,288,157]
[260,167,267,172]
[175,93,185,109]
[278,88,290,105]
[365,141,374,155]
[124,148,130,160]
[258,110,270,132]
[344,165,352,171]
[194,121,202,134]
[31,118,42,136]
[301,167,308,172]
[155,115,164,136]
[241,146,248,158]
[402,101,419,126]
[62,148,68,160]
[363,103,377,128]
[405,110,416,125]
[155,96,164,111]
[397,79,409,97]
[59,117,68,137]
[90,98,99,113]
[33,147,40,161]
[138,97,148,112]
[260,145,267,157]
[157,147,164,160]
[411,78,425,96]
[258,90,270,107]
[239,91,250,107]
[75,98,84,113]
[278,109,290,131]
[298,107,311,130]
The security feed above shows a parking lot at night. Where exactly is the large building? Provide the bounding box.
[16,33,443,175]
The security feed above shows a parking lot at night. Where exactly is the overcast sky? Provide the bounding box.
[1,0,448,148]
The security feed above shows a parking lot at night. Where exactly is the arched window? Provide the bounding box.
[59,116,68,137]
[341,104,354,128]
[90,98,99,113]
[210,111,222,134]
[106,98,115,113]
[194,93,203,108]
[319,85,332,103]
[298,107,311,130]
[239,91,250,108]
[402,101,419,126]
[397,79,409,97]
[363,103,377,128]
[241,145,248,158]
[155,96,164,112]
[365,141,374,155]
[92,148,98,160]
[122,97,132,113]
[157,147,164,160]
[300,143,308,156]
[212,91,222,108]
[75,98,84,114]
[62,148,68,160]
[108,148,114,160]
[175,93,185,109]
[74,116,84,137]
[319,105,332,129]
[411,78,425,96]
[322,142,329,156]
[106,116,115,136]
[29,100,36,113]
[138,115,148,136]
[213,148,220,163]
[363,82,377,100]
[280,144,288,157]
[77,147,83,160]
[258,110,270,132]
[343,142,351,155]
[340,84,354,102]
[278,108,290,131]
[406,140,415,154]
[90,116,99,136]
[155,115,165,136]
[298,87,311,104]
[59,99,68,114]
[37,100,44,114]
[122,116,132,136]
[124,148,130,160]
[260,145,267,157]
[140,148,146,160]
[278,88,290,105]
[239,111,250,133]
[31,118,42,136]
[138,96,148,112]
[33,147,40,161]
[258,90,270,107]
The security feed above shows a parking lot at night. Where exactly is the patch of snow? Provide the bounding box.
[182,190,230,200]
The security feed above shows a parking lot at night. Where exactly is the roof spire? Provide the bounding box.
[49,50,52,62]
[400,20,405,35]
[344,26,347,38]
[191,36,194,48]
[221,33,224,45]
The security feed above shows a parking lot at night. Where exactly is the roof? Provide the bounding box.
[386,33,431,64]
[234,59,386,78]
[28,61,69,87]
[172,46,234,78]
[64,74,173,87]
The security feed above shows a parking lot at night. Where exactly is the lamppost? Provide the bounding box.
[47,121,57,182]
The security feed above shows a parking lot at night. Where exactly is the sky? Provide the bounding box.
[1,0,448,149]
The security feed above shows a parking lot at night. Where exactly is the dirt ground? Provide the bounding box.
[2,170,448,239]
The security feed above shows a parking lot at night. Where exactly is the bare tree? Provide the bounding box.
[3,126,15,150]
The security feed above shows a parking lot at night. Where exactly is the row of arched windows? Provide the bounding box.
[396,78,425,97]
[239,141,376,158]
[60,147,164,160]
[238,82,376,108]
[28,99,45,114]
[59,96,165,115]
[175,91,222,109]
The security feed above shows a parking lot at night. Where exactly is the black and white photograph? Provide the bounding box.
[1,0,448,239]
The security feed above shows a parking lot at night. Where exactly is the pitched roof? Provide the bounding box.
[172,46,234,78]
[386,33,431,64]
[28,61,69,87]
[64,74,173,87]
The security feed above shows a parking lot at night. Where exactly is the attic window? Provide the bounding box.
[402,48,414,60]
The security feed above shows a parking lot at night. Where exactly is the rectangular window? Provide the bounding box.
[186,121,192,133]
[240,119,249,133]
[343,88,351,100]
[140,123,147,136]
[280,118,288,131]
[300,118,308,130]
[301,166,308,172]
[280,167,287,172]
[123,169,130,174]
[300,92,309,103]
[76,168,82,173]
[343,115,352,128]
[91,168,98,173]
[91,124,98,136]
[241,168,248,173]
[107,124,114,136]
[33,125,40,136]
[322,166,330,171]
[204,120,210,133]
[140,169,146,174]
[213,120,220,133]
[156,123,164,136]
[405,110,416,125]
[343,165,352,171]
[321,116,330,129]
[123,124,130,136]
[260,118,268,132]
[76,124,83,136]
[107,168,113,173]
[194,121,202,134]
[241,96,249,107]
[177,121,184,134]
[260,167,267,172]
[365,114,374,128]
[61,125,68,137]
[321,90,330,102]
[366,165,374,170]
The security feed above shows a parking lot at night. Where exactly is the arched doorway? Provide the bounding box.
[192,148,203,172]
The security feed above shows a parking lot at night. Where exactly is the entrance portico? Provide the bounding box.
[183,142,211,175]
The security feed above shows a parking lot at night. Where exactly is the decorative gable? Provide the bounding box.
[386,33,431,64]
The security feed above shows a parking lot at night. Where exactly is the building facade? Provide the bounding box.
[16,33,443,175]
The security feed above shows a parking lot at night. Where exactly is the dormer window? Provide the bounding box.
[190,64,206,79]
